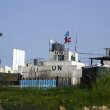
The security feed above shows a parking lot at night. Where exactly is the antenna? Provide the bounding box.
[75,32,77,52]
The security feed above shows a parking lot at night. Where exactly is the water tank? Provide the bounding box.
[34,58,44,66]
[60,44,65,51]
[51,43,64,51]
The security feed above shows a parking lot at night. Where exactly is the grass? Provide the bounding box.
[0,74,110,110]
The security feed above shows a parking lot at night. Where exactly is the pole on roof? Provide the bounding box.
[91,58,93,65]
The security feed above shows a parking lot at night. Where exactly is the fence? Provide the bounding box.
[56,77,71,87]
[19,79,56,88]
[19,77,72,88]
[0,73,21,86]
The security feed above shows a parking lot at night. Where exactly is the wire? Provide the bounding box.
[78,52,103,56]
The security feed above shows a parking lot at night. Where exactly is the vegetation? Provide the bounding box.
[0,74,110,110]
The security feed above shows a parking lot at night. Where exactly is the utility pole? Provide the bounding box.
[0,32,3,37]
[0,32,3,67]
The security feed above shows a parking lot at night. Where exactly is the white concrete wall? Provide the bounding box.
[103,61,110,66]
[49,51,79,62]
[20,64,83,85]
[0,66,13,73]
[68,51,78,61]
[44,61,85,69]
[105,48,110,56]
[21,64,82,79]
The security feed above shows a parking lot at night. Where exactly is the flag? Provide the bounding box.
[64,37,68,43]
[64,31,69,37]
[68,37,71,42]
[0,32,2,36]
[64,37,71,43]
[64,31,71,43]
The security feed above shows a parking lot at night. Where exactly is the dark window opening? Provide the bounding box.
[109,51,110,56]
[71,55,75,61]
[58,55,64,61]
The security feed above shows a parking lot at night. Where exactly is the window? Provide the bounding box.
[109,51,110,56]
[58,55,64,61]
[71,55,75,61]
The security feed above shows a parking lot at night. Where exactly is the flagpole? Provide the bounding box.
[68,42,69,51]
[75,32,77,52]
[0,32,3,37]
[49,40,50,52]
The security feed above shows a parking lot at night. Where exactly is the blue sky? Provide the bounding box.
[0,0,110,66]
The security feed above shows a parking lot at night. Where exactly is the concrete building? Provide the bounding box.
[104,48,110,66]
[12,48,25,72]
[18,41,85,85]
[0,49,25,74]
[89,48,110,67]
[0,66,13,73]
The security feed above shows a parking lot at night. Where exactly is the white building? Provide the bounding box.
[19,41,85,85]
[12,48,25,72]
[0,66,13,73]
